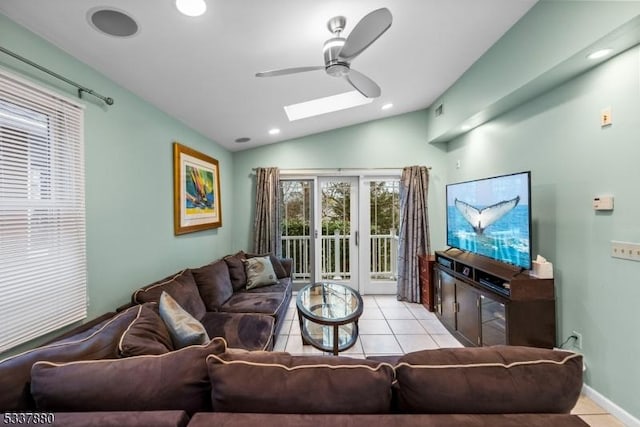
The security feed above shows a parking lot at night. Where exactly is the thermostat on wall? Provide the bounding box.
[593,195,614,211]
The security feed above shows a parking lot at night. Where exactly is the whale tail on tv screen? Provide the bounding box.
[455,196,520,235]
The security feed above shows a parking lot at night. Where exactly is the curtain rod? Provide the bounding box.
[0,45,114,106]
[252,167,431,171]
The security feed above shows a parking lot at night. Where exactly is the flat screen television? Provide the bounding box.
[446,171,532,269]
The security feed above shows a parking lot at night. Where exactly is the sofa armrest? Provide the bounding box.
[279,258,293,277]
[40,312,117,346]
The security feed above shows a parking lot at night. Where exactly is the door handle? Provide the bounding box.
[314,229,318,239]
[355,230,359,246]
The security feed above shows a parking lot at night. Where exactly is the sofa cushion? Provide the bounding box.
[31,337,227,415]
[42,411,190,427]
[118,302,174,357]
[206,352,395,414]
[223,251,247,291]
[246,252,288,279]
[0,306,140,411]
[159,291,210,349]
[132,269,206,321]
[395,346,583,414]
[188,413,590,427]
[191,259,234,310]
[200,312,274,351]
[219,292,286,317]
[243,256,278,289]
[241,277,291,294]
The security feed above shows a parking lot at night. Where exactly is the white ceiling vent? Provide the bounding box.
[434,103,444,117]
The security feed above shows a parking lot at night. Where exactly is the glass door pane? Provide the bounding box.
[280,180,312,283]
[319,177,358,289]
[364,179,400,294]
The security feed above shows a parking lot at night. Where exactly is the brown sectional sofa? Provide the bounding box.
[0,251,291,411]
[130,251,293,349]
[2,340,587,426]
[0,252,588,426]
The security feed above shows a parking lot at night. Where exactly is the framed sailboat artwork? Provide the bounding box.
[173,142,222,234]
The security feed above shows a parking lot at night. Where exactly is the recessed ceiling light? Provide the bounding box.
[284,91,373,121]
[381,103,393,110]
[175,0,207,17]
[268,128,280,135]
[587,48,613,60]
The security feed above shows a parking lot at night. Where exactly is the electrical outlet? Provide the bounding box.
[571,331,582,349]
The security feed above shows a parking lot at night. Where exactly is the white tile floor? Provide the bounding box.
[274,293,625,427]
[273,294,461,358]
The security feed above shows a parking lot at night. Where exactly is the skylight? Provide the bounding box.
[284,91,373,121]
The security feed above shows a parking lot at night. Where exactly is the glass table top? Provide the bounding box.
[297,282,363,323]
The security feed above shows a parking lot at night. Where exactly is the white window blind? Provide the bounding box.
[0,69,86,353]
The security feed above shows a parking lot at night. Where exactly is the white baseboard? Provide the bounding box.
[582,384,640,427]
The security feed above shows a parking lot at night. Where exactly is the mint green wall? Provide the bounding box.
[0,14,233,356]
[446,46,640,419]
[232,111,448,252]
[426,1,640,143]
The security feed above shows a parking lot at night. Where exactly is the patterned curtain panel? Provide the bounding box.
[252,167,282,255]
[397,166,431,302]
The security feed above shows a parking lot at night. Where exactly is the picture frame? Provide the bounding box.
[173,142,222,234]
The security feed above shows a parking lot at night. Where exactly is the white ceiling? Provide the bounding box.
[0,0,537,151]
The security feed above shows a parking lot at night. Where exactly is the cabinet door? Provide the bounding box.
[456,281,481,346]
[480,294,507,346]
[436,267,456,331]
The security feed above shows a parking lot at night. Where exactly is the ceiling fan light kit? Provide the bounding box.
[256,8,392,99]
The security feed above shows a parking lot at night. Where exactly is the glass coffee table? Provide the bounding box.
[296,282,364,355]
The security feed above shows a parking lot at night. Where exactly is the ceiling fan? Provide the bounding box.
[255,8,392,98]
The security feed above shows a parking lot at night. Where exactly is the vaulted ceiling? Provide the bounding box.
[0,0,536,150]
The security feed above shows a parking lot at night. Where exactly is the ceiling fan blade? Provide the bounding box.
[339,8,392,61]
[345,69,381,98]
[255,66,324,77]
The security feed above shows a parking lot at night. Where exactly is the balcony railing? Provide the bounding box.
[281,231,398,282]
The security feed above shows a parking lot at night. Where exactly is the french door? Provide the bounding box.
[317,177,358,290]
[280,174,400,295]
[360,178,401,294]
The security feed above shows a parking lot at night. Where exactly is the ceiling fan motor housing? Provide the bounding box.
[323,37,349,76]
[255,8,391,97]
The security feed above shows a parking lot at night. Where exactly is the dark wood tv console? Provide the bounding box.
[433,249,556,348]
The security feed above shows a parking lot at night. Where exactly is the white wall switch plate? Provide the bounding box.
[611,241,640,261]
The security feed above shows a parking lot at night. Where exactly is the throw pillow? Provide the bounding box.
[132,269,206,321]
[118,303,174,357]
[243,256,277,290]
[246,252,287,279]
[191,259,234,311]
[206,352,395,413]
[31,337,228,415]
[223,251,247,291]
[159,291,210,349]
